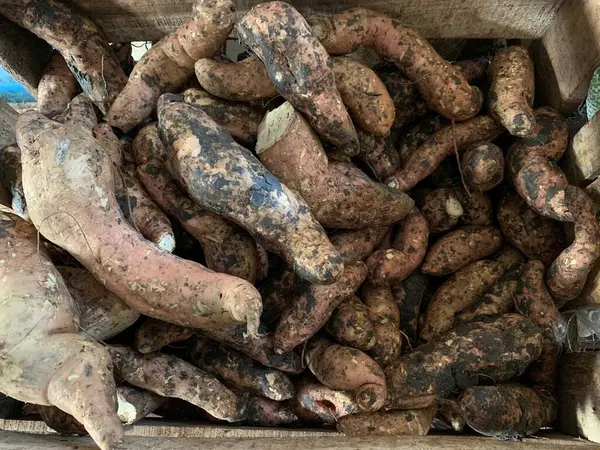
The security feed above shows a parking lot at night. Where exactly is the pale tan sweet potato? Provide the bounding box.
[421,188,464,233]
[337,406,436,436]
[326,295,376,351]
[158,95,343,285]
[461,142,504,192]
[54,93,98,134]
[108,0,234,132]
[0,144,27,218]
[37,52,78,118]
[92,123,122,166]
[135,318,194,354]
[18,111,262,334]
[295,377,359,423]
[329,226,389,263]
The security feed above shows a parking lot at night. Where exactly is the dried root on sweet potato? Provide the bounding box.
[135,318,194,354]
[37,52,78,118]
[237,2,359,155]
[489,46,536,137]
[0,0,127,114]
[460,142,504,192]
[158,96,343,285]
[357,131,401,180]
[309,8,482,121]
[326,295,376,351]
[420,260,505,342]
[306,336,387,412]
[337,406,436,436]
[421,225,504,276]
[459,384,557,440]
[329,226,389,263]
[107,345,244,422]
[18,111,262,334]
[108,0,234,132]
[257,102,413,229]
[421,188,464,233]
[55,93,98,133]
[243,394,298,426]
[0,144,27,218]
[385,314,543,410]
[295,376,359,423]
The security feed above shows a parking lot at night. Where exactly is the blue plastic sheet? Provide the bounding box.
[0,66,35,102]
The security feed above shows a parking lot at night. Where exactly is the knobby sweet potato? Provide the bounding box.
[108,0,234,132]
[326,295,376,351]
[337,406,436,436]
[295,377,359,422]
[329,226,389,263]
[461,142,504,192]
[421,188,464,233]
[37,52,78,118]
[357,131,401,180]
[0,144,27,218]
[135,318,194,354]
[158,96,343,285]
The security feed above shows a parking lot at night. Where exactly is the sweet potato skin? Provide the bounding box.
[0,144,27,218]
[455,188,493,226]
[398,271,428,346]
[329,226,389,263]
[357,131,401,180]
[326,296,376,351]
[295,377,359,423]
[421,188,464,233]
[461,142,504,192]
[37,52,78,118]
[135,318,194,354]
[337,407,436,436]
[243,394,298,426]
[55,93,98,133]
[397,115,444,165]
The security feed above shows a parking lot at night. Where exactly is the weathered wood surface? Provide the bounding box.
[563,113,600,185]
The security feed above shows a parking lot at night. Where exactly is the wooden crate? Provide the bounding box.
[1,1,600,449]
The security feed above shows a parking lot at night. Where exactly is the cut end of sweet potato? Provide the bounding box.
[256,102,296,155]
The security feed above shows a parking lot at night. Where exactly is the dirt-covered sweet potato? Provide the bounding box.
[387,116,504,191]
[337,406,436,436]
[489,46,536,137]
[436,399,466,432]
[309,8,482,121]
[244,394,298,426]
[54,93,98,133]
[498,191,566,266]
[108,0,234,132]
[459,384,557,440]
[326,295,376,351]
[453,58,489,82]
[385,314,543,409]
[92,123,122,166]
[257,102,413,229]
[397,115,444,164]
[0,144,27,218]
[18,111,262,334]
[295,377,359,423]
[420,260,505,342]
[461,142,504,192]
[0,0,127,114]
[158,95,343,285]
[306,336,387,412]
[107,345,244,422]
[237,2,359,156]
[39,406,87,436]
[365,208,429,286]
[135,318,194,354]
[116,386,166,425]
[421,225,504,276]
[329,226,389,263]
[357,131,401,180]
[189,337,294,401]
[399,272,428,346]
[111,43,135,77]
[0,209,123,450]
[37,52,78,118]
[455,188,493,226]
[421,188,464,233]
[275,261,368,353]
[259,268,296,325]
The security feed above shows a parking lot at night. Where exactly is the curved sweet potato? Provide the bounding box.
[0,144,27,218]
[329,226,389,263]
[295,377,359,423]
[326,295,376,351]
[158,96,342,285]
[421,188,464,233]
[37,52,78,118]
[461,142,504,191]
[337,407,436,436]
[357,131,401,180]
[135,318,194,354]
[108,0,234,132]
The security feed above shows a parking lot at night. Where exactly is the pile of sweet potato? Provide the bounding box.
[0,1,596,448]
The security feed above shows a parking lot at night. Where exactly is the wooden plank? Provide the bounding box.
[557,352,600,444]
[562,113,600,185]
[67,0,563,43]
[533,0,600,113]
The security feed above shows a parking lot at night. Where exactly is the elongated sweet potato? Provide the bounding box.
[461,142,504,191]
[420,260,505,342]
[365,208,429,286]
[158,96,342,285]
[107,345,244,422]
[309,8,482,121]
[422,225,504,276]
[489,46,536,137]
[189,337,294,401]
[108,0,234,132]
[421,188,464,233]
[55,93,97,133]
[329,226,389,263]
[385,314,543,409]
[387,116,504,191]
[18,111,262,334]
[337,406,436,436]
[243,394,298,426]
[397,115,445,164]
[295,377,359,422]
[275,261,368,353]
[0,144,27,218]
[0,209,123,450]
[0,0,126,114]
[326,295,376,351]
[306,336,387,412]
[135,318,194,354]
[237,3,359,156]
[37,52,78,118]
[399,272,428,346]
[459,384,557,440]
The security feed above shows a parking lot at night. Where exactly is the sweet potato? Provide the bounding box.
[92,123,122,166]
[329,226,389,263]
[257,102,413,229]
[54,93,98,134]
[111,43,134,77]
[0,0,127,114]
[39,406,87,436]
[135,318,194,354]
[0,144,27,218]
[158,96,343,285]
[309,8,482,121]
[461,142,504,191]
[237,2,359,156]
[295,377,359,422]
[306,336,387,412]
[421,188,464,233]
[365,208,429,286]
[387,116,504,191]
[243,394,298,426]
[182,88,265,146]
[422,225,504,276]
[357,131,401,180]
[107,345,244,422]
[436,399,466,432]
[420,260,505,341]
[259,268,297,325]
[454,188,493,226]
[453,58,489,82]
[0,209,123,450]
[398,272,428,346]
[385,314,543,409]
[37,52,78,118]
[494,247,526,272]
[116,386,166,425]
[189,337,294,401]
[326,295,376,351]
[108,0,234,132]
[397,115,444,164]
[459,384,557,440]
[18,111,262,334]
[489,46,536,137]
[498,191,566,266]
[337,406,436,436]
[274,261,368,353]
